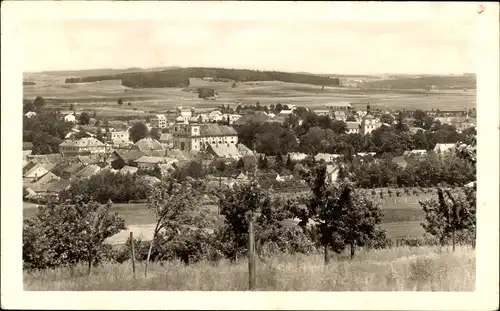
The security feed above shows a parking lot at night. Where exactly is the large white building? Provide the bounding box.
[173,122,238,152]
[151,114,167,129]
[106,130,130,145]
[59,137,106,157]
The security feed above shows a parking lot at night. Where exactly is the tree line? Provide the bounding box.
[64,67,341,88]
[235,109,476,157]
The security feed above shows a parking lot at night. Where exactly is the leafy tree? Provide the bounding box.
[255,132,280,155]
[241,155,258,172]
[117,98,123,106]
[420,188,476,250]
[60,170,150,203]
[291,164,388,263]
[413,109,427,128]
[79,112,91,125]
[331,120,347,135]
[129,122,149,143]
[144,178,210,275]
[379,113,395,124]
[214,181,293,261]
[275,153,285,173]
[23,197,126,272]
[149,127,161,140]
[258,155,269,170]
[95,128,105,143]
[197,88,215,99]
[278,129,298,154]
[236,158,245,171]
[31,132,62,155]
[286,154,296,171]
[173,161,206,181]
[33,96,45,111]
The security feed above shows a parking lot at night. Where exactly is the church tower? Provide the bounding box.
[361,103,376,136]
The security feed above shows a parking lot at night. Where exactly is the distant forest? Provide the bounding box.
[359,75,476,90]
[64,67,341,88]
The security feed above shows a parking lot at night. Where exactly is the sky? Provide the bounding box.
[18,5,478,75]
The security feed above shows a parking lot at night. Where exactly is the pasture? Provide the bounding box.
[23,190,431,245]
[24,245,475,291]
[23,78,476,116]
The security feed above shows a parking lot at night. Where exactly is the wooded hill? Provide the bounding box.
[64,67,341,88]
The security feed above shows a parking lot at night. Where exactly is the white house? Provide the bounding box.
[25,111,37,118]
[64,113,77,123]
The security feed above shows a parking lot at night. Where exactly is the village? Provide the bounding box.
[22,98,477,203]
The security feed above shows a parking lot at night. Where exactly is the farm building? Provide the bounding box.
[325,102,352,111]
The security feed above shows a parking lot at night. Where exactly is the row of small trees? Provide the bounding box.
[23,163,476,273]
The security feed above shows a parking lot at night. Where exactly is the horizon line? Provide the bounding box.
[23,65,475,77]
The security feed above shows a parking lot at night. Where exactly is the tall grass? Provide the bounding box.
[24,246,475,291]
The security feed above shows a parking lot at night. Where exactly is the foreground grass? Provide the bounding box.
[24,246,475,291]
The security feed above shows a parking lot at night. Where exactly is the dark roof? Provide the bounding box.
[77,155,103,164]
[64,163,87,175]
[135,138,164,153]
[23,162,37,175]
[199,124,238,136]
[76,165,100,178]
[46,179,72,193]
[50,162,71,177]
[113,150,144,162]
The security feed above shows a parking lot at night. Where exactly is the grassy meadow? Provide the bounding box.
[23,246,475,291]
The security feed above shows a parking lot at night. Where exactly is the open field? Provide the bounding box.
[24,246,475,291]
[23,78,476,116]
[23,192,430,244]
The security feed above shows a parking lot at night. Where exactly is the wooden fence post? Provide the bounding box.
[130,231,136,276]
[246,211,256,290]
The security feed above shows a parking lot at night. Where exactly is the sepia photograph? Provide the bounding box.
[1,1,499,310]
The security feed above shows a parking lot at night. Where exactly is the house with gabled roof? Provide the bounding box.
[120,165,139,175]
[59,137,106,157]
[76,165,101,179]
[207,143,242,160]
[134,138,165,155]
[25,172,59,194]
[23,164,50,183]
[107,149,143,170]
[62,163,87,180]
